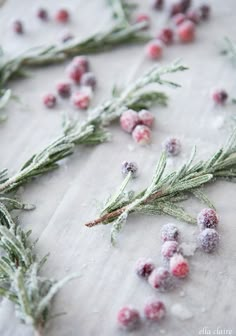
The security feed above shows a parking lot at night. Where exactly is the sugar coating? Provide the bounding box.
[171,303,193,320]
[132,125,152,145]
[43,94,56,108]
[144,300,166,321]
[135,258,155,278]
[197,208,219,231]
[120,110,140,133]
[80,72,97,90]
[163,137,181,156]
[117,306,140,330]
[148,267,174,291]
[198,228,220,253]
[161,223,179,242]
[169,254,189,278]
[72,55,89,72]
[72,91,91,109]
[67,63,84,83]
[138,109,155,128]
[161,240,179,259]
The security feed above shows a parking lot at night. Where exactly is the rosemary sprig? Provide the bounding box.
[85,130,236,243]
[108,0,137,24]
[221,37,236,63]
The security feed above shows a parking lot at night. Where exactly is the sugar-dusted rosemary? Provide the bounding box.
[85,130,236,244]
[108,0,137,24]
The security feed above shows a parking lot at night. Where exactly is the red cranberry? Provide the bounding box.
[72,91,91,110]
[151,0,164,10]
[135,258,155,278]
[161,240,179,259]
[198,228,220,253]
[138,110,154,127]
[148,267,174,291]
[161,223,179,242]
[186,9,200,24]
[13,20,24,34]
[55,9,70,23]
[144,300,166,321]
[121,161,138,177]
[169,254,189,278]
[173,13,186,25]
[197,208,219,231]
[132,125,152,145]
[163,137,181,156]
[212,89,228,105]
[158,28,174,45]
[37,8,48,21]
[67,64,84,84]
[199,4,210,20]
[72,56,89,73]
[56,82,71,98]
[80,72,96,90]
[117,306,141,330]
[145,40,163,60]
[43,94,56,108]
[135,14,150,30]
[120,109,140,133]
[177,20,195,43]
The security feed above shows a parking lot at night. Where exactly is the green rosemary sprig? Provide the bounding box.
[108,0,137,24]
[221,37,236,63]
[85,130,236,244]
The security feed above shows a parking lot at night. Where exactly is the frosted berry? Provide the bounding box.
[186,9,200,24]
[177,20,195,43]
[138,109,154,128]
[135,258,155,278]
[170,3,183,17]
[80,72,97,90]
[67,64,84,84]
[198,228,220,253]
[151,0,164,10]
[120,109,140,133]
[56,82,71,98]
[163,137,181,156]
[55,9,70,23]
[61,32,74,43]
[158,28,174,45]
[197,208,219,231]
[13,20,24,34]
[37,8,48,21]
[144,300,166,321]
[148,267,174,291]
[161,223,179,242]
[117,306,141,330]
[180,0,191,13]
[145,40,163,60]
[199,4,210,20]
[170,254,189,278]
[132,125,152,145]
[161,240,179,259]
[72,56,89,73]
[43,94,56,108]
[72,91,91,110]
[212,89,228,105]
[173,13,186,25]
[135,14,150,29]
[122,161,138,177]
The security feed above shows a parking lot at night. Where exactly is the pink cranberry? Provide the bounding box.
[161,223,179,242]
[173,13,186,25]
[198,228,220,253]
[145,40,163,60]
[163,137,181,156]
[158,28,174,45]
[80,72,96,90]
[197,208,219,231]
[13,20,24,34]
[72,56,89,73]
[212,89,228,105]
[132,125,152,145]
[117,306,141,330]
[144,300,166,321]
[37,8,48,21]
[66,64,84,84]
[56,82,71,98]
[169,254,189,278]
[135,258,155,278]
[151,0,164,10]
[138,110,154,128]
[186,9,200,24]
[148,267,174,291]
[43,94,56,108]
[55,9,70,23]
[177,20,195,43]
[120,109,140,133]
[72,91,91,110]
[199,4,210,20]
[135,14,150,29]
[161,241,179,259]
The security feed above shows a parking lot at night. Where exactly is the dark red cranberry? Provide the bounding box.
[151,0,164,10]
[158,28,174,45]
[13,20,24,34]
[199,4,210,20]
[37,8,48,21]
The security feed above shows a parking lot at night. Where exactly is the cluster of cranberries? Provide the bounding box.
[197,208,220,253]
[120,109,154,145]
[43,56,97,110]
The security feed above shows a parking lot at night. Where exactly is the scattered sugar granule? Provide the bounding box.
[171,303,193,320]
[180,242,197,257]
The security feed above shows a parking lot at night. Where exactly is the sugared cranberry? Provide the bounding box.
[212,89,228,105]
[61,32,74,43]
[181,0,191,13]
[186,9,200,24]
[122,161,138,178]
[148,267,174,291]
[72,56,89,73]
[161,223,179,242]
[170,3,183,17]
[80,72,96,90]
[37,8,48,21]
[55,9,70,23]
[135,14,150,29]
[43,94,56,108]
[117,306,141,330]
[120,109,140,133]
[197,208,219,231]
[177,20,195,43]
[161,240,179,259]
[72,91,91,110]
[56,82,71,98]
[173,13,186,25]
[198,228,220,253]
[144,300,166,321]
[163,137,181,156]
[151,0,164,10]
[169,254,189,278]
[145,40,163,60]
[132,125,152,145]
[67,64,84,84]
[138,110,154,127]
[135,258,155,278]
[158,28,174,45]
[13,20,24,34]
[199,4,210,20]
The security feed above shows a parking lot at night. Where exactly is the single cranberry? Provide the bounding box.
[161,223,179,242]
[43,94,57,108]
[177,20,195,43]
[120,109,140,133]
[173,13,186,25]
[67,64,84,84]
[197,208,219,231]
[55,9,70,23]
[199,4,210,20]
[212,89,228,105]
[158,28,174,45]
[151,0,164,10]
[122,161,138,177]
[145,40,163,60]
[56,82,71,98]
[163,137,181,156]
[80,72,96,90]
[144,300,166,321]
[148,267,174,291]
[138,110,154,128]
[37,8,48,21]
[117,306,141,330]
[180,0,191,13]
[72,91,91,110]
[161,240,179,259]
[13,20,24,34]
[198,228,220,253]
[170,3,183,17]
[135,258,155,278]
[132,125,152,145]
[72,56,89,73]
[186,9,200,24]
[169,254,189,278]
[135,14,150,30]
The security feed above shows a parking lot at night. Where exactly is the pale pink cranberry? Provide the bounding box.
[212,89,228,105]
[55,9,70,23]
[132,125,152,145]
[173,13,186,25]
[161,223,179,242]
[13,20,24,34]
[80,72,96,90]
[170,254,189,278]
[199,4,210,20]
[151,0,164,10]
[43,94,56,108]
[163,137,181,156]
[138,110,154,128]
[144,300,166,321]
[72,91,91,110]
[177,20,195,43]
[135,14,150,29]
[148,267,174,291]
[145,40,163,60]
[117,306,141,330]
[120,109,140,133]
[37,8,48,21]
[186,9,200,24]
[66,64,84,84]
[72,56,89,73]
[56,82,71,98]
[135,258,155,278]
[161,240,179,259]
[197,208,219,231]
[158,28,174,45]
